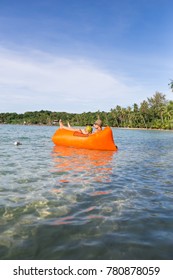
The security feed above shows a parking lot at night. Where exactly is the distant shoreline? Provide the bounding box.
[1,123,173,132]
[116,127,173,131]
[1,93,173,130]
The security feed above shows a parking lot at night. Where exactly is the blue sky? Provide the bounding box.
[0,0,173,113]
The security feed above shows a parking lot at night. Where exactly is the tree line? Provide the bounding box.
[0,92,173,129]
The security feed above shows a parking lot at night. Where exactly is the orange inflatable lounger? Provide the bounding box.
[52,126,118,151]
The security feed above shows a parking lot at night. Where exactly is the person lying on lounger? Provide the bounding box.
[59,119,93,135]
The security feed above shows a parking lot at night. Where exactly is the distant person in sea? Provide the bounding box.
[59,119,93,135]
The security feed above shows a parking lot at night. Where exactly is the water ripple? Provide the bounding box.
[0,125,173,259]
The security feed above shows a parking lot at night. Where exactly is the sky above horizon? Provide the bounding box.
[0,0,173,113]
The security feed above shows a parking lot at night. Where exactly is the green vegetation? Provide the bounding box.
[1,92,173,129]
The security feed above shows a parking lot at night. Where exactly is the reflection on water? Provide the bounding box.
[49,146,116,227]
[51,145,115,187]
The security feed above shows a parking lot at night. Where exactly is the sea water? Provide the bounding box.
[0,125,173,259]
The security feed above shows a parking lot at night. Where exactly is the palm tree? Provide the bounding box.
[140,100,150,128]
[168,80,173,92]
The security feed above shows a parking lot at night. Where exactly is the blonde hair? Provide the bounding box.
[95,119,102,127]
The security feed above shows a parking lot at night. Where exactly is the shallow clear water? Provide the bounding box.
[0,125,173,260]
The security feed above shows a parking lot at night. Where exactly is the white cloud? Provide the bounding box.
[0,47,163,113]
